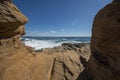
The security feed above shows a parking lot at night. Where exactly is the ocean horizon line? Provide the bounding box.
[23,35,91,38]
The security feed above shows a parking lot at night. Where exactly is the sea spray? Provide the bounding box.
[22,37,90,50]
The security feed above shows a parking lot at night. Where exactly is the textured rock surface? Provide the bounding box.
[0,40,90,80]
[3,0,120,80]
[0,0,28,38]
[42,43,90,80]
[0,1,91,80]
[78,1,120,80]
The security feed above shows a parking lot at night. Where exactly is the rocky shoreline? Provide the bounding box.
[0,0,120,80]
[0,37,90,80]
[0,1,91,78]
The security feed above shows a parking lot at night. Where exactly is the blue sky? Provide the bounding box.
[14,0,112,37]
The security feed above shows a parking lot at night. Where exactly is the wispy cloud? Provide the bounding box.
[50,31,56,34]
[72,19,78,26]
[26,29,57,36]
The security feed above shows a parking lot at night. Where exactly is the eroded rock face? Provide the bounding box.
[42,43,90,80]
[84,1,120,80]
[0,41,90,80]
[0,1,91,80]
[0,0,28,38]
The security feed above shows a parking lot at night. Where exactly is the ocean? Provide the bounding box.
[22,36,91,50]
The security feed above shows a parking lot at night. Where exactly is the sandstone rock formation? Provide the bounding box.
[2,0,120,80]
[0,0,28,38]
[78,1,120,80]
[0,41,90,80]
[0,0,91,80]
[41,43,90,80]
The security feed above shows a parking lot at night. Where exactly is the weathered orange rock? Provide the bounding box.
[0,1,91,80]
[0,38,90,80]
[81,1,120,80]
[0,0,28,38]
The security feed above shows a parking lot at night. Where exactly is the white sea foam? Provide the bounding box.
[22,38,82,50]
[23,39,60,50]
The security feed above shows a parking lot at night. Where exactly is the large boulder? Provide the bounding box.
[0,0,28,38]
[82,1,120,80]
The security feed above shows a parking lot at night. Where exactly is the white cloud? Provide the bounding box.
[61,29,65,31]
[26,30,57,37]
[50,31,56,34]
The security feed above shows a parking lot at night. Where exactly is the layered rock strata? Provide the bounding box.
[0,0,91,80]
[0,0,27,38]
[78,0,120,80]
